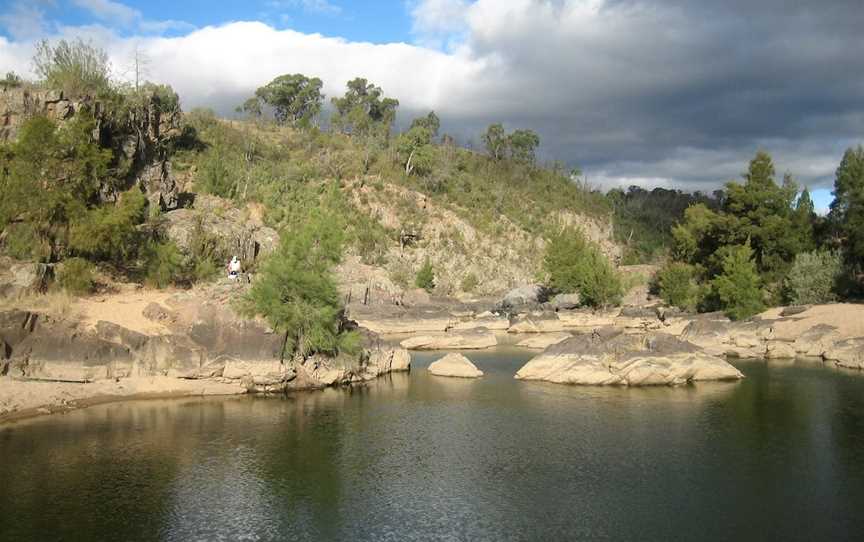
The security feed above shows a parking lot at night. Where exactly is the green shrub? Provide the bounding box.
[144,241,185,288]
[784,250,843,305]
[657,262,699,310]
[460,273,479,292]
[55,257,95,295]
[543,228,623,308]
[415,258,435,292]
[711,242,765,320]
[3,223,51,261]
[69,188,147,264]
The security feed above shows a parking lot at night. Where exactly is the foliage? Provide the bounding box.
[830,146,864,271]
[673,151,814,283]
[331,78,399,137]
[69,188,147,264]
[0,115,111,260]
[415,258,435,292]
[241,209,356,360]
[143,241,185,289]
[784,250,843,305]
[610,186,719,263]
[543,228,623,308]
[33,38,111,97]
[710,241,765,320]
[410,111,440,138]
[252,73,324,127]
[657,262,699,311]
[482,123,508,160]
[396,126,434,176]
[55,257,95,295]
[460,273,479,293]
[1,72,22,89]
[508,129,540,164]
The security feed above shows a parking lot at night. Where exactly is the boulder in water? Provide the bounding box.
[428,353,484,378]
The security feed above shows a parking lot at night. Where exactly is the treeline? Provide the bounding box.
[655,150,864,319]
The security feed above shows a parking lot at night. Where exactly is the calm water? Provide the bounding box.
[2,349,864,541]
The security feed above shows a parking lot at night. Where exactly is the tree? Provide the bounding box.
[482,123,508,160]
[396,125,434,176]
[0,71,22,89]
[543,228,622,308]
[331,78,399,136]
[242,209,357,361]
[657,262,699,311]
[33,39,111,97]
[237,97,262,119]
[830,145,864,269]
[784,249,842,305]
[254,74,324,128]
[69,188,147,264]
[710,241,765,320]
[508,129,540,164]
[415,258,435,292]
[410,111,440,138]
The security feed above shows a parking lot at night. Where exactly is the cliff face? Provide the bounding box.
[0,85,182,211]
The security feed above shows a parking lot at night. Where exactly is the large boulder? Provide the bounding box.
[400,329,497,350]
[428,353,484,378]
[515,331,743,386]
[0,260,52,300]
[824,338,864,370]
[516,332,572,349]
[501,284,546,308]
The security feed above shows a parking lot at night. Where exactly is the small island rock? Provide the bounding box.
[428,353,484,378]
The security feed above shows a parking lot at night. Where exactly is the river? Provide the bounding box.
[2,348,864,541]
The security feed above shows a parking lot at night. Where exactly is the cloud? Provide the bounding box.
[0,1,53,41]
[72,0,140,26]
[1,0,863,194]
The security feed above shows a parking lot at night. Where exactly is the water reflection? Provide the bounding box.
[1,352,864,541]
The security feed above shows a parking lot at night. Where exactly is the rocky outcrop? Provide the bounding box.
[428,353,484,378]
[162,195,279,265]
[349,304,456,334]
[501,284,546,309]
[0,259,52,300]
[1,87,95,141]
[400,329,498,350]
[0,294,410,393]
[515,331,743,386]
[516,332,572,349]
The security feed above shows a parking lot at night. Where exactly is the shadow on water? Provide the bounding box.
[1,351,864,541]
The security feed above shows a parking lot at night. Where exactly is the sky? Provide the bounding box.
[2,0,863,212]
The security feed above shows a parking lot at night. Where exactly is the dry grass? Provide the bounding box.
[0,290,82,320]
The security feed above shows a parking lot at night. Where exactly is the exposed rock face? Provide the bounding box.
[428,353,484,378]
[1,86,183,211]
[516,332,572,349]
[548,293,581,311]
[501,284,546,308]
[400,329,497,350]
[450,315,510,331]
[824,339,864,370]
[162,195,279,265]
[349,304,456,334]
[515,331,744,386]
[0,298,409,393]
[0,259,52,300]
[508,314,567,334]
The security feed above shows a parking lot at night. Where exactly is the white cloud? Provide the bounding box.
[0,1,52,41]
[1,0,862,193]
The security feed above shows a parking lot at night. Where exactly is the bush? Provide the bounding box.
[415,258,435,292]
[784,250,843,305]
[657,262,699,310]
[460,273,479,293]
[143,241,185,288]
[55,257,95,295]
[543,228,623,308]
[69,188,147,264]
[711,242,765,320]
[3,223,51,262]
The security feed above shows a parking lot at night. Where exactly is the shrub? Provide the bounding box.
[460,273,479,293]
[3,223,51,262]
[415,258,435,292]
[69,188,147,264]
[657,262,699,310]
[143,241,185,289]
[711,242,765,320]
[784,250,843,305]
[55,257,95,295]
[543,228,623,308]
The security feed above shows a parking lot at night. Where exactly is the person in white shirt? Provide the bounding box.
[227,256,241,280]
